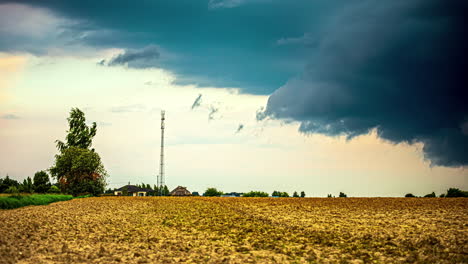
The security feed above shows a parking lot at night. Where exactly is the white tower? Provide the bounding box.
[157,110,165,195]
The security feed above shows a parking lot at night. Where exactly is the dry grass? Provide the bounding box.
[0,197,466,263]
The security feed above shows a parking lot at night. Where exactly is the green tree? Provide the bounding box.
[19,177,34,193]
[272,191,279,197]
[51,108,106,196]
[55,108,97,152]
[0,175,19,193]
[446,188,468,197]
[279,192,289,197]
[339,192,347,198]
[300,191,306,198]
[192,192,200,196]
[33,171,51,193]
[204,187,223,197]
[424,192,436,198]
[405,193,416,198]
[243,191,269,197]
[293,191,299,197]
[163,185,170,196]
[50,146,107,196]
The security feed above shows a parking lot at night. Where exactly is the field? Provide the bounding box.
[0,197,466,263]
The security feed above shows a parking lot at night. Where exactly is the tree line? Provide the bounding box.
[0,172,59,194]
[405,188,468,198]
[200,188,307,197]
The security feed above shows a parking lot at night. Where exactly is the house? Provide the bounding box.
[114,185,153,197]
[170,186,192,196]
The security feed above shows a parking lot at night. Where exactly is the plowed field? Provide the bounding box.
[0,197,467,263]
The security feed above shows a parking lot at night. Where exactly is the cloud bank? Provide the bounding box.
[261,0,468,167]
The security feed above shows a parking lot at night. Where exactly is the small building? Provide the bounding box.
[170,186,192,196]
[114,185,153,197]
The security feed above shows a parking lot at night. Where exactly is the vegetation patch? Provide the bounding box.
[0,194,73,209]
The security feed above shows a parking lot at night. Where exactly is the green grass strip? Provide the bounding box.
[0,194,74,209]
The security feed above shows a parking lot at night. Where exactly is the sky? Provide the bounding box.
[0,0,466,197]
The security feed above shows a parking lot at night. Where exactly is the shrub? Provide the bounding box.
[48,185,61,193]
[405,193,416,198]
[339,192,347,198]
[5,186,19,194]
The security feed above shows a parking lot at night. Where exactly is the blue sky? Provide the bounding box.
[0,0,466,196]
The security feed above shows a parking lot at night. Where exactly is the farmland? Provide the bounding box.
[0,197,467,263]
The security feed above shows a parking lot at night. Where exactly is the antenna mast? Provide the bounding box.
[158,110,165,195]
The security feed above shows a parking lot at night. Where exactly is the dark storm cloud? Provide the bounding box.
[191,94,202,110]
[261,0,468,167]
[106,45,160,68]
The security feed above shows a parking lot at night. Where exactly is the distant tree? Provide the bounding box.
[204,187,223,197]
[50,147,107,196]
[405,193,416,198]
[163,185,170,196]
[300,191,306,198]
[146,184,152,189]
[272,191,279,197]
[339,192,347,198]
[439,193,446,198]
[327,194,332,198]
[33,171,51,193]
[48,185,61,193]
[104,188,115,194]
[279,192,289,197]
[153,185,160,196]
[424,192,436,198]
[446,188,468,197]
[293,191,299,197]
[192,192,200,196]
[20,177,34,193]
[243,191,269,197]
[55,108,97,152]
[0,175,19,193]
